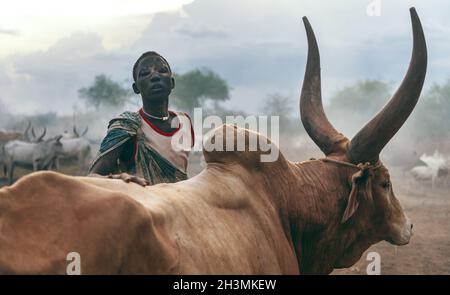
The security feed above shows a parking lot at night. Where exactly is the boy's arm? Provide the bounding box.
[89,140,149,187]
[89,144,123,176]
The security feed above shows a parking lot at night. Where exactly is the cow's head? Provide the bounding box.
[297,8,427,273]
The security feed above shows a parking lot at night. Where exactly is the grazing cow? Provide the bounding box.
[3,136,64,184]
[0,8,426,274]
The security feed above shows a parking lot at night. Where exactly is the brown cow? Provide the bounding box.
[0,8,426,274]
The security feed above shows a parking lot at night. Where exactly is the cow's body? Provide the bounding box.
[0,131,27,177]
[410,151,449,187]
[0,132,303,274]
[0,8,426,275]
[3,138,63,184]
[58,137,92,172]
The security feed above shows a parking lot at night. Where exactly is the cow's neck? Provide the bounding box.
[285,159,362,274]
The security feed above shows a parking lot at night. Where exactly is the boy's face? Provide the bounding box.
[132,56,174,101]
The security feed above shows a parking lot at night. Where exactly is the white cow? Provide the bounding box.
[3,136,64,184]
[56,126,91,173]
[61,126,88,140]
[410,151,449,188]
[58,137,92,173]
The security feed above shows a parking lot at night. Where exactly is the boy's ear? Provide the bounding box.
[132,83,140,94]
[171,77,175,90]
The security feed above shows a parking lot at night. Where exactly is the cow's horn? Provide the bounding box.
[73,126,79,137]
[37,127,47,142]
[81,126,88,137]
[300,17,348,156]
[24,121,31,141]
[31,127,36,139]
[348,8,427,164]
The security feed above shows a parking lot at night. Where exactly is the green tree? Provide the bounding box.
[411,80,450,137]
[259,93,296,133]
[327,80,392,136]
[328,80,391,115]
[171,68,230,114]
[78,74,132,110]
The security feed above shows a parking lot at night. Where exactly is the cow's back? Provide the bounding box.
[0,171,178,274]
[80,167,299,274]
[0,168,299,274]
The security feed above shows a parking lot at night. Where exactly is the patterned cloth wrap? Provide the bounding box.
[89,111,188,185]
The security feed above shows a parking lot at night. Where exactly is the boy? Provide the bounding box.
[89,52,194,186]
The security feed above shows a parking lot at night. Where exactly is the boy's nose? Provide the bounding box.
[150,74,161,82]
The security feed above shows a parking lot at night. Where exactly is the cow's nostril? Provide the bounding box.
[411,223,414,230]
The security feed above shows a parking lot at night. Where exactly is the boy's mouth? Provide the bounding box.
[150,84,164,92]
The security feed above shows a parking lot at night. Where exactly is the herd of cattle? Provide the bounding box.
[2,122,448,188]
[0,122,92,184]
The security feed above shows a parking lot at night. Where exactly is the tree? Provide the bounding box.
[328,80,391,115]
[78,74,132,110]
[327,80,392,136]
[171,68,230,114]
[259,93,296,133]
[410,80,450,138]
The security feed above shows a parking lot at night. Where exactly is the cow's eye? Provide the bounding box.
[382,181,391,190]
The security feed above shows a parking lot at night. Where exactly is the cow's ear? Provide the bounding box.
[341,169,369,223]
[341,188,359,223]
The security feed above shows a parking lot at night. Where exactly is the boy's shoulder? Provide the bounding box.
[108,111,141,130]
[116,111,141,122]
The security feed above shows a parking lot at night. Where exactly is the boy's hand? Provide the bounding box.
[109,173,150,186]
[89,173,150,187]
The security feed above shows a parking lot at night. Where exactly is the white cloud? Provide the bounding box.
[0,0,193,56]
[1,0,450,115]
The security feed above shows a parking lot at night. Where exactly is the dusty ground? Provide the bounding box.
[1,163,449,275]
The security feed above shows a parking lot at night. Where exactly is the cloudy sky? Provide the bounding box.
[0,0,449,115]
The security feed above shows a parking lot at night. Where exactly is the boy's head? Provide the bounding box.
[132,51,172,82]
[132,51,175,99]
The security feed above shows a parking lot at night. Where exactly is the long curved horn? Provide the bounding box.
[73,126,79,137]
[24,121,31,141]
[300,17,348,156]
[31,127,36,139]
[348,8,427,164]
[37,127,47,142]
[81,126,88,137]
